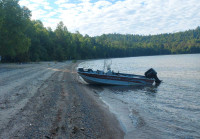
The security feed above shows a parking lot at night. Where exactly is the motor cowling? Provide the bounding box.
[145,68,161,84]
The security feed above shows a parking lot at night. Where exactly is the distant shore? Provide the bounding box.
[0,61,124,138]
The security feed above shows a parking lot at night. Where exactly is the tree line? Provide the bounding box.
[0,0,200,62]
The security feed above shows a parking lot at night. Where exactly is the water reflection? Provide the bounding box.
[79,54,200,138]
[87,83,161,97]
[105,85,159,95]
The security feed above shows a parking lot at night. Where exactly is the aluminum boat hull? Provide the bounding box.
[78,72,154,86]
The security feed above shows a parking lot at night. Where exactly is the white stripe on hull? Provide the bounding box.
[80,74,153,86]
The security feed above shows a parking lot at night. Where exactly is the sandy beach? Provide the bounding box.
[0,61,124,138]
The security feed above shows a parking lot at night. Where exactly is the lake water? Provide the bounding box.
[79,54,200,139]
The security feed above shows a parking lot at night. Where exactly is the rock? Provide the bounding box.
[72,126,78,134]
[80,127,85,131]
[45,135,51,139]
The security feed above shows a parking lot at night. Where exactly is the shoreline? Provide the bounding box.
[70,61,125,138]
[0,61,124,138]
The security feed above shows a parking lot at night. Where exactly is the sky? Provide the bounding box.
[19,0,200,36]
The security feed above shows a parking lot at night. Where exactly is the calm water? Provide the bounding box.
[79,54,200,139]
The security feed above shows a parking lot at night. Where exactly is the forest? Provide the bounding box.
[0,0,200,62]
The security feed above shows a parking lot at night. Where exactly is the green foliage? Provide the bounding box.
[0,0,31,62]
[72,59,77,63]
[0,0,199,62]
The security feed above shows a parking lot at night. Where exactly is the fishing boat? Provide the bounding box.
[77,68,161,86]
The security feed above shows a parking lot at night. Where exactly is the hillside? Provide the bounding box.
[0,0,200,62]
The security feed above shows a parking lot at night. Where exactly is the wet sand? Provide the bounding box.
[0,61,124,138]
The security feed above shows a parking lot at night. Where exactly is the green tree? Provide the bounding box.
[54,21,71,61]
[0,0,31,62]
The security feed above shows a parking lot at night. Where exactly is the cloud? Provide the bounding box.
[19,0,200,36]
[55,0,69,5]
[19,0,54,20]
[19,0,31,6]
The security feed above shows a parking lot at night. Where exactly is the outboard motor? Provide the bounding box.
[145,68,161,84]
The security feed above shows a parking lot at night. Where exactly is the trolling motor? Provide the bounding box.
[145,68,161,84]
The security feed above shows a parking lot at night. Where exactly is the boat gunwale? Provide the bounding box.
[78,71,155,83]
